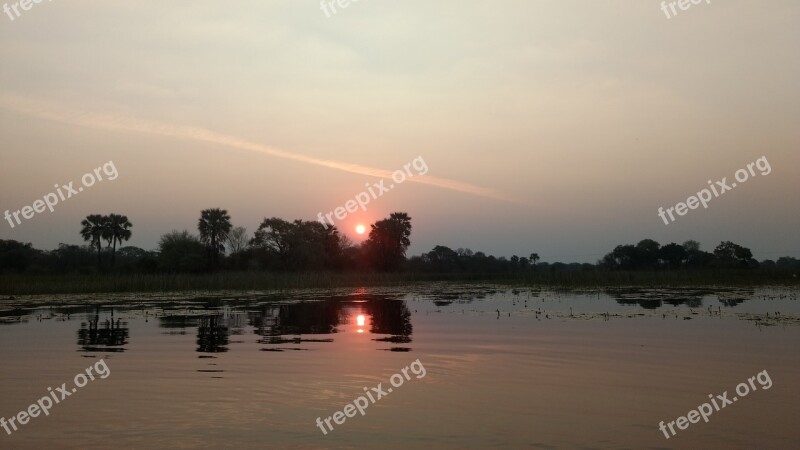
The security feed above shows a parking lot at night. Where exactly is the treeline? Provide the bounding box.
[0,209,414,274]
[600,239,766,270]
[407,240,799,274]
[1,209,798,276]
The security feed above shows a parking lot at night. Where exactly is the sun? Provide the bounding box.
[355,224,366,235]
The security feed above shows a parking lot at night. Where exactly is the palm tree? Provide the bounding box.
[198,208,232,268]
[80,214,107,268]
[529,253,540,269]
[104,214,133,266]
[364,212,412,271]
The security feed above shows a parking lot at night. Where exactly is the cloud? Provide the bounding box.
[0,92,521,204]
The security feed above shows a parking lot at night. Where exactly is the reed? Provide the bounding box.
[0,270,797,295]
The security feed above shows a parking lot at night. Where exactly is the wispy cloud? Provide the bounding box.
[1,93,521,204]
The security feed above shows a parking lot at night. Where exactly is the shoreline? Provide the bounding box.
[1,270,798,296]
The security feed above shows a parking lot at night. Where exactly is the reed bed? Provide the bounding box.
[1,270,797,296]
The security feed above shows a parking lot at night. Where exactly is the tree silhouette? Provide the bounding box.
[252,217,296,263]
[104,214,132,267]
[714,241,754,267]
[158,230,206,272]
[683,240,714,268]
[198,208,232,268]
[0,240,37,273]
[425,245,460,272]
[529,253,540,268]
[635,239,661,269]
[364,212,412,271]
[251,218,349,270]
[225,226,249,256]
[80,214,107,268]
[659,243,687,269]
[682,240,701,253]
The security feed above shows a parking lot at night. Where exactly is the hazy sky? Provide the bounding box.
[1,0,798,262]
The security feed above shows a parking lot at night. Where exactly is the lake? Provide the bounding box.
[1,285,798,449]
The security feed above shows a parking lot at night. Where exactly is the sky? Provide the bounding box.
[1,0,798,263]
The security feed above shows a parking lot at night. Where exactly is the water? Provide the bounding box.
[1,285,798,449]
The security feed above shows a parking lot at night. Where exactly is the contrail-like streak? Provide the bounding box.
[1,93,520,203]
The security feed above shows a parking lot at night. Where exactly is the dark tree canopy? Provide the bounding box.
[363,212,412,271]
[1,209,794,277]
[80,213,133,268]
[198,208,232,268]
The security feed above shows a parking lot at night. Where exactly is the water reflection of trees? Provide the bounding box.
[607,288,711,310]
[155,295,413,352]
[197,315,230,353]
[196,312,248,353]
[606,288,755,310]
[717,290,753,307]
[427,288,498,307]
[159,316,200,335]
[77,306,129,352]
[250,299,342,342]
[367,298,412,337]
[250,295,413,349]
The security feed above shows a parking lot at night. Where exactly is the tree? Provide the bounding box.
[681,240,714,268]
[610,244,637,269]
[682,240,701,253]
[251,218,297,268]
[599,252,617,269]
[252,218,293,259]
[284,220,330,270]
[635,239,661,269]
[776,257,800,269]
[198,208,232,268]
[424,245,460,272]
[363,212,412,271]
[260,223,351,271]
[529,253,540,269]
[457,248,474,257]
[225,226,249,256]
[50,244,95,274]
[104,213,132,267]
[80,214,107,268]
[0,240,39,273]
[115,246,157,273]
[713,241,754,267]
[251,218,350,270]
[659,243,687,269]
[158,230,206,272]
[734,246,754,264]
[316,223,352,270]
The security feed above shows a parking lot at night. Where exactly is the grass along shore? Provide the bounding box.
[1,270,798,295]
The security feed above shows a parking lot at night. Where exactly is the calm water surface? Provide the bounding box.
[1,285,798,449]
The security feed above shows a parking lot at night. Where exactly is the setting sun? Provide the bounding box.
[355,225,366,235]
